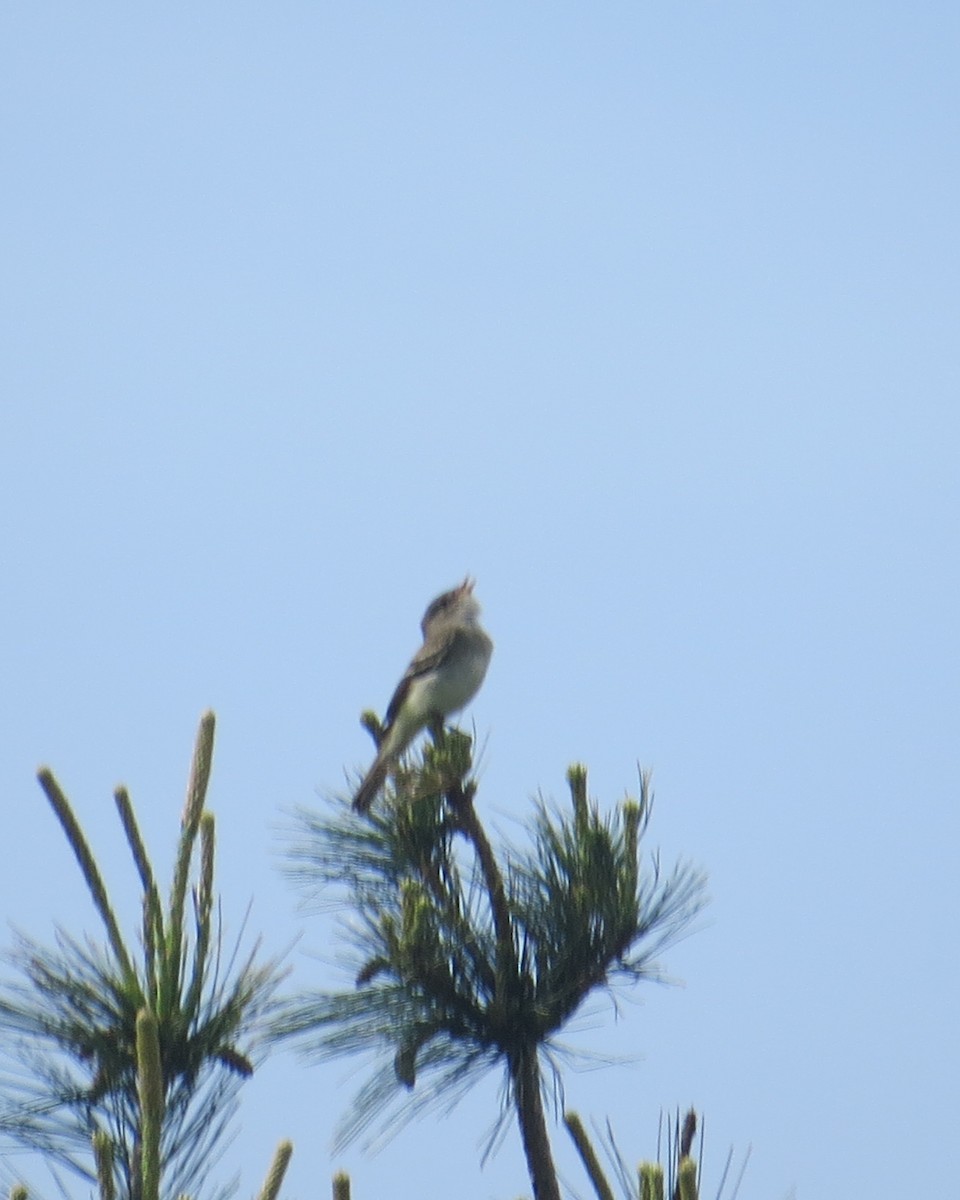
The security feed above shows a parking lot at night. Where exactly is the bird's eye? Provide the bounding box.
[423,595,449,623]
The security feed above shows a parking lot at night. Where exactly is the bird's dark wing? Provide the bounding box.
[382,626,459,728]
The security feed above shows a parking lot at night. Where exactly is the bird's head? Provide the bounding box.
[420,576,479,635]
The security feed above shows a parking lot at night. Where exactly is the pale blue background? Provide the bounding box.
[2,6,958,1199]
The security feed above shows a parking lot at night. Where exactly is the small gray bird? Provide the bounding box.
[352,577,493,813]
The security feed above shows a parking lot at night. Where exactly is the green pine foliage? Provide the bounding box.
[0,711,725,1200]
[0,714,284,1200]
[275,727,707,1200]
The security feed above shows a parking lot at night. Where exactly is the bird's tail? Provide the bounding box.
[352,751,391,813]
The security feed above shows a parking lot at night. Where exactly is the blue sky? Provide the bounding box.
[2,5,958,1199]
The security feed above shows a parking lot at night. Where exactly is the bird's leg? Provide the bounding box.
[428,714,445,746]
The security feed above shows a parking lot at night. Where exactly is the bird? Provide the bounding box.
[352,577,493,813]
